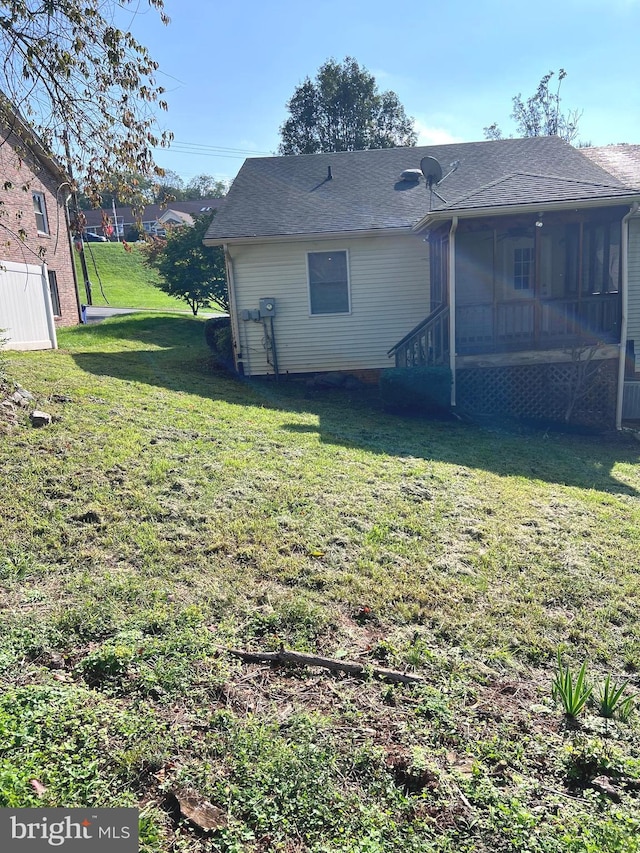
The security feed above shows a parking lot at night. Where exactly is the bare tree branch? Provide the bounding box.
[0,1,172,206]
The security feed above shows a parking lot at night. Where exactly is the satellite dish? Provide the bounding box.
[420,156,443,187]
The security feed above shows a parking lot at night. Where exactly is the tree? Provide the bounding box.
[185,175,228,199]
[77,172,156,210]
[154,170,187,204]
[279,57,417,155]
[0,1,172,206]
[141,214,228,316]
[484,69,582,145]
[78,170,228,209]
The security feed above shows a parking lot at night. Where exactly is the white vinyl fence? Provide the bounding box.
[0,260,57,351]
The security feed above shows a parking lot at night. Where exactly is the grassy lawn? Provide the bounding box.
[1,314,640,851]
[75,242,188,311]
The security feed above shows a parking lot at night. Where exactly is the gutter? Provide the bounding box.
[448,216,458,408]
[616,202,639,430]
[223,244,244,375]
[63,190,84,323]
[204,226,414,248]
[414,195,640,233]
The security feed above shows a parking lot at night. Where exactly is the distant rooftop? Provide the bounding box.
[581,144,640,188]
[83,197,226,229]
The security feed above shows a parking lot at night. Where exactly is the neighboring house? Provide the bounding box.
[204,136,640,428]
[82,197,225,240]
[0,98,81,350]
[581,144,640,187]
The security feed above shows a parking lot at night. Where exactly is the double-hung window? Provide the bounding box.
[33,191,49,235]
[48,270,61,317]
[308,250,350,315]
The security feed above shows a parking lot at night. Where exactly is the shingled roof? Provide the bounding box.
[580,144,640,188]
[438,173,633,211]
[204,136,638,244]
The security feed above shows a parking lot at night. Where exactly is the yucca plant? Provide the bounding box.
[552,650,592,718]
[598,674,636,720]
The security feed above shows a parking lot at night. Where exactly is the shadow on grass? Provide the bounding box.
[69,316,640,496]
[64,313,202,349]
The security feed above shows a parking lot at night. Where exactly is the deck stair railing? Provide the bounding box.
[388,304,450,368]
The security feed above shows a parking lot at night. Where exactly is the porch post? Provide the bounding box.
[448,216,458,408]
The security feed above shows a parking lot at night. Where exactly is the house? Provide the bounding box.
[0,97,81,350]
[82,197,226,241]
[203,137,640,428]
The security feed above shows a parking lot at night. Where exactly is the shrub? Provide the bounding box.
[204,316,233,368]
[125,224,143,242]
[141,213,228,316]
[380,366,452,414]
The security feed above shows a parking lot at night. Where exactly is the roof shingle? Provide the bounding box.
[580,144,640,188]
[205,137,637,243]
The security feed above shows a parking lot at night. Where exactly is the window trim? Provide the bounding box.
[32,191,49,235]
[306,249,351,316]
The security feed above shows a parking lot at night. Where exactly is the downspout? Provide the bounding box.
[223,244,244,375]
[448,216,459,407]
[615,202,639,430]
[63,192,84,323]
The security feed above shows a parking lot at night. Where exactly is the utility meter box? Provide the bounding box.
[240,309,260,321]
[259,297,276,317]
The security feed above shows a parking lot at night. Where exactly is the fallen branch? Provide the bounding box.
[223,646,424,685]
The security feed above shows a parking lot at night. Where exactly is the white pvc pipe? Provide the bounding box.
[448,216,458,407]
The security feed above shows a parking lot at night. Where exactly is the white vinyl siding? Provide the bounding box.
[628,217,640,373]
[228,233,429,376]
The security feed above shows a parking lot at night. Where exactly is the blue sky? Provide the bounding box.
[127,0,640,184]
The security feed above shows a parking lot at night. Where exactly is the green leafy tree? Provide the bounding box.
[0,0,172,206]
[154,170,188,203]
[77,172,157,210]
[185,175,228,199]
[142,214,227,316]
[484,69,582,144]
[279,57,417,155]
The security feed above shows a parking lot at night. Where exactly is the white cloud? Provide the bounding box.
[414,119,464,146]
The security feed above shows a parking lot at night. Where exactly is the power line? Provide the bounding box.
[154,140,272,159]
[161,149,255,160]
[171,140,272,154]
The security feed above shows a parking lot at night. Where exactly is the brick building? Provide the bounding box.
[0,98,81,348]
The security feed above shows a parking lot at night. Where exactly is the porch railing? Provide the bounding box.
[456,294,621,354]
[388,303,450,368]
